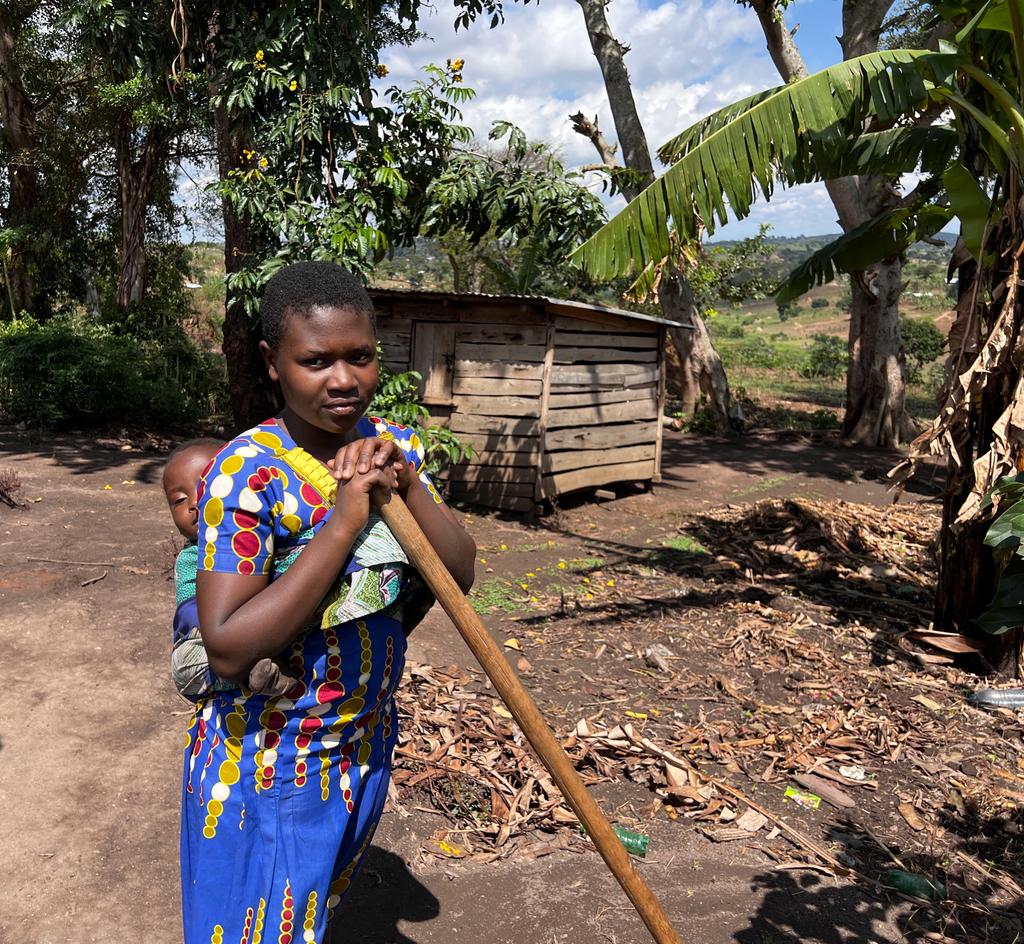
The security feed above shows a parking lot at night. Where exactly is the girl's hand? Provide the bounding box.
[332,463,399,536]
[329,436,406,484]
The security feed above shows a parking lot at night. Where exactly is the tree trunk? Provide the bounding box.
[0,7,39,316]
[573,0,734,431]
[842,257,916,446]
[933,258,1022,672]
[750,0,915,447]
[114,119,160,309]
[207,19,277,430]
[214,105,277,429]
[659,273,734,423]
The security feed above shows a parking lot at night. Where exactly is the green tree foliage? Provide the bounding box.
[901,316,945,382]
[0,315,222,428]
[802,334,847,381]
[422,122,605,294]
[687,226,778,317]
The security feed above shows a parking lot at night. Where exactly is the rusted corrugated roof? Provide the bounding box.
[367,286,690,330]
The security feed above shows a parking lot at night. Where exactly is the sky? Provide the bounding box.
[383,0,848,239]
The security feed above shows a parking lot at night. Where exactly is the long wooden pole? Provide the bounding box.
[375,491,684,944]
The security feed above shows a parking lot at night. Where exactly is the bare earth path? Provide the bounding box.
[0,426,999,944]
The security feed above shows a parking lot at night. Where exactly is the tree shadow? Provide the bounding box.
[0,423,172,483]
[656,432,943,499]
[733,871,895,944]
[522,495,937,655]
[329,846,440,944]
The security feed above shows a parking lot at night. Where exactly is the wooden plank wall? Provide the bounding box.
[446,316,546,513]
[541,314,660,496]
[377,316,412,372]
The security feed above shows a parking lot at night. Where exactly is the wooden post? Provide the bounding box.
[653,324,666,484]
[374,491,685,944]
[534,315,557,505]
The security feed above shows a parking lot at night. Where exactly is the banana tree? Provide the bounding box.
[573,0,1024,667]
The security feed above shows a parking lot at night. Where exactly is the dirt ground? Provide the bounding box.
[2,424,1021,944]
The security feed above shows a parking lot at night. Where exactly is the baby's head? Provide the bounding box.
[163,439,222,540]
[259,261,379,435]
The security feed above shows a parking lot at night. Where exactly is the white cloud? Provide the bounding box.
[384,0,840,236]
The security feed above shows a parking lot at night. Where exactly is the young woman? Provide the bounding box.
[182,261,475,943]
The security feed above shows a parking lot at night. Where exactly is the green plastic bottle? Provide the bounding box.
[612,826,650,858]
[884,869,946,900]
[579,824,650,858]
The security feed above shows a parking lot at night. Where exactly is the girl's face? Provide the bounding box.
[261,304,379,437]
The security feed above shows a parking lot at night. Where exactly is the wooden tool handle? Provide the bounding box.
[375,491,684,944]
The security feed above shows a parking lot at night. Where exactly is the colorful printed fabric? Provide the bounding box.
[181,416,442,944]
[171,543,236,700]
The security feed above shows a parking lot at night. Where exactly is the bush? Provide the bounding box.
[0,316,224,429]
[802,333,846,380]
[717,323,746,339]
[369,363,471,476]
[902,317,946,384]
[810,297,829,309]
[722,336,778,369]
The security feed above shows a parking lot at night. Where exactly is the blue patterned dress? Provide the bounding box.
[181,416,443,944]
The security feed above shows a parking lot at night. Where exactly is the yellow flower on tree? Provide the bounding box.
[450,57,465,71]
[289,80,298,91]
[374,63,389,78]
[255,49,265,61]
[258,157,269,169]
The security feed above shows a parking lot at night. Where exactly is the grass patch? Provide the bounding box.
[662,535,709,555]
[733,475,793,498]
[469,578,524,615]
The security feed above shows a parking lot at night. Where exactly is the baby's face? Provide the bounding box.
[163,448,218,540]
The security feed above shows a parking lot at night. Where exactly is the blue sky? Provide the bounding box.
[385,0,851,238]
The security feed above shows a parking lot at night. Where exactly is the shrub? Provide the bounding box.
[722,336,778,369]
[810,297,829,309]
[717,323,746,339]
[369,363,472,476]
[0,316,223,429]
[902,317,946,384]
[802,334,846,380]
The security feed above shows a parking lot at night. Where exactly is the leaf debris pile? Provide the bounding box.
[392,497,1024,939]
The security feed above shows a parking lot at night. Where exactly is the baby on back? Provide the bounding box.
[162,440,298,699]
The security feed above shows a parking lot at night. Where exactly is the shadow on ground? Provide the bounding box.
[331,847,440,944]
[1,424,169,482]
[656,432,943,500]
[734,871,893,944]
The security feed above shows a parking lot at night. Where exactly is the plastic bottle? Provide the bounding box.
[579,824,650,858]
[884,869,947,900]
[612,826,650,858]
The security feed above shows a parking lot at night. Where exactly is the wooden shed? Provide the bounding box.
[368,288,685,513]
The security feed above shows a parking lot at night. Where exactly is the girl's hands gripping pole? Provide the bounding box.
[331,436,476,594]
[327,436,403,535]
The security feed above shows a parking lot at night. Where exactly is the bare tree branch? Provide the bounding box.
[569,112,618,169]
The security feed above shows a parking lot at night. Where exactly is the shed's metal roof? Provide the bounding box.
[367,287,690,330]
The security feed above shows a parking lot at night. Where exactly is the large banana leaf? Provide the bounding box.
[775,201,954,302]
[573,49,952,282]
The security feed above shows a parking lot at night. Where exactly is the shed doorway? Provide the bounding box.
[410,322,456,407]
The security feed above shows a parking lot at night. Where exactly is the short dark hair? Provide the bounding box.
[260,261,376,348]
[166,438,222,462]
